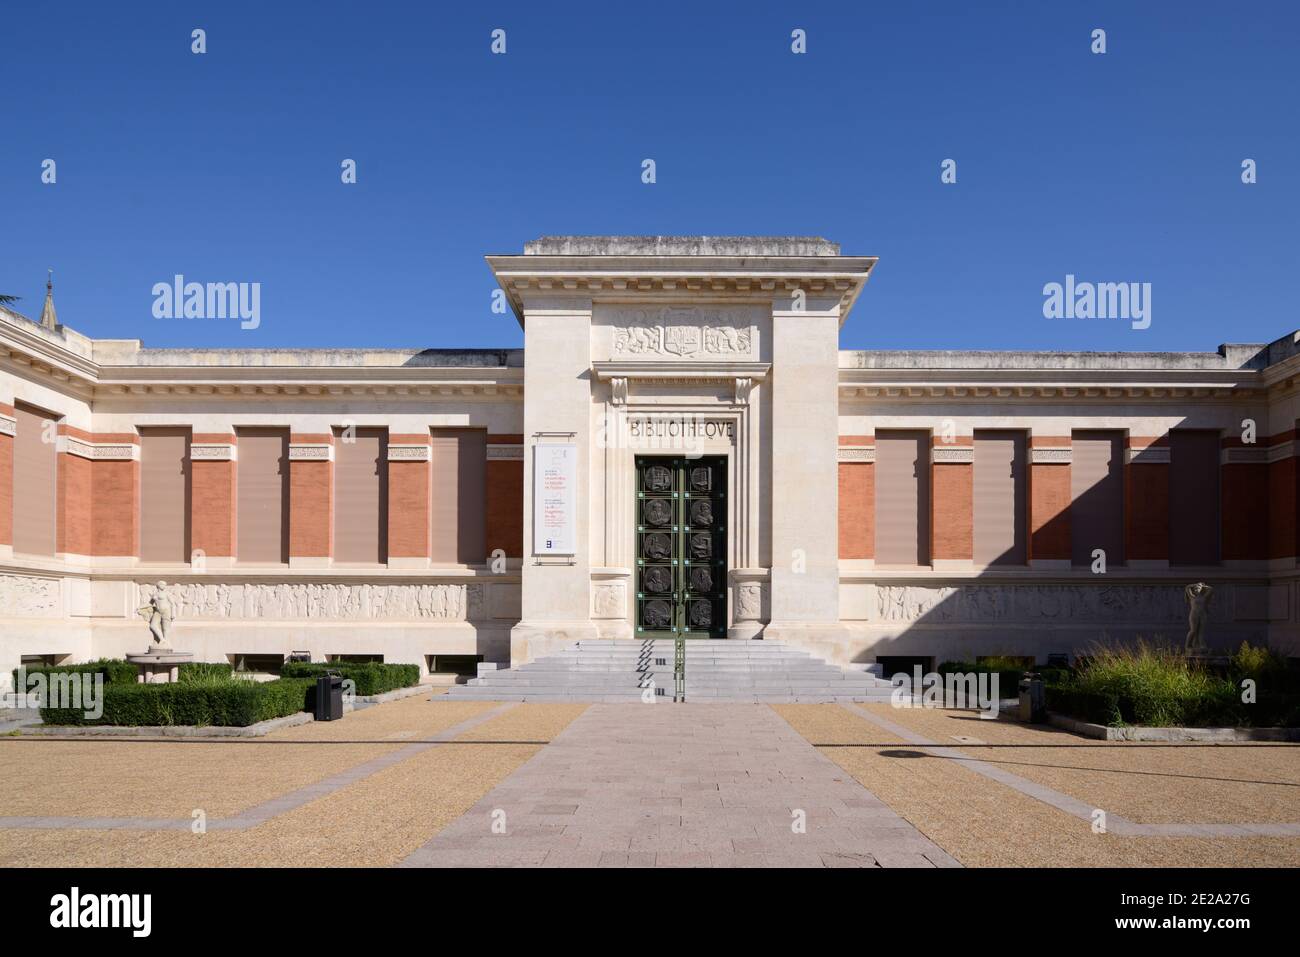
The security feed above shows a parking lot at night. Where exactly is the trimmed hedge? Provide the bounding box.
[936,661,1025,698]
[279,661,420,696]
[39,678,314,727]
[178,661,234,682]
[13,658,138,689]
[1044,682,1290,728]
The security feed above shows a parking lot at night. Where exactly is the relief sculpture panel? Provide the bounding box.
[868,584,1232,625]
[609,307,754,359]
[0,574,61,618]
[135,581,485,621]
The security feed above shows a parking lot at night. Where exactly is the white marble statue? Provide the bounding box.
[138,580,175,648]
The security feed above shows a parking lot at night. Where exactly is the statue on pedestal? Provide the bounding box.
[138,581,175,649]
[1184,582,1213,653]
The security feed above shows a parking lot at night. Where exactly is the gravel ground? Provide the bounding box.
[0,697,496,819]
[0,700,587,867]
[774,704,1300,867]
[863,703,1300,826]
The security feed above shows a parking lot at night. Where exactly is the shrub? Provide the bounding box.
[13,658,137,690]
[937,660,1025,698]
[1067,641,1240,727]
[279,661,419,696]
[177,661,234,683]
[1041,639,1290,727]
[39,678,313,727]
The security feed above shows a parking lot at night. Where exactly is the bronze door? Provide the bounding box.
[635,456,727,639]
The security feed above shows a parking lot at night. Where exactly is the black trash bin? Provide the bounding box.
[315,672,344,721]
[1018,673,1045,723]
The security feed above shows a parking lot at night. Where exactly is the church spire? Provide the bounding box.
[39,269,58,331]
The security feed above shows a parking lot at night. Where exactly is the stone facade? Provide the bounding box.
[3,236,1300,690]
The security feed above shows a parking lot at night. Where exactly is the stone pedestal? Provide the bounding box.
[126,650,194,683]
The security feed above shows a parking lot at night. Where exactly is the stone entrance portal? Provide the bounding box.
[635,456,728,639]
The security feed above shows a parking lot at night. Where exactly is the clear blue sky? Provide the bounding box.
[1,1,1296,353]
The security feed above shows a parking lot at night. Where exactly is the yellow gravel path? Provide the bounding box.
[774,704,1300,868]
[0,700,588,867]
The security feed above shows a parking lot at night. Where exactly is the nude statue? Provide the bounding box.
[1184,582,1213,653]
[138,581,174,648]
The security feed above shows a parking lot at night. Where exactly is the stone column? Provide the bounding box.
[1028,435,1071,567]
[764,295,848,657]
[1125,435,1169,566]
[511,297,598,664]
[289,433,333,568]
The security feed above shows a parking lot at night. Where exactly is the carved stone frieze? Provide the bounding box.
[612,307,754,359]
[134,581,484,621]
[866,583,1231,625]
[0,574,61,618]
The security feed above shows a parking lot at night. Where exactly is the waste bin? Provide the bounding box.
[1018,673,1045,723]
[315,672,344,721]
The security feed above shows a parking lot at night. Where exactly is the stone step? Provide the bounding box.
[445,639,890,703]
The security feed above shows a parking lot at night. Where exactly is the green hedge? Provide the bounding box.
[177,661,234,682]
[279,661,419,696]
[39,678,314,727]
[13,658,138,690]
[936,661,1025,697]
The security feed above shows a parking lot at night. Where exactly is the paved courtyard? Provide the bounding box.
[1,695,1297,867]
[402,702,956,867]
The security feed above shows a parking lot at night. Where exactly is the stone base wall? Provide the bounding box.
[0,570,520,692]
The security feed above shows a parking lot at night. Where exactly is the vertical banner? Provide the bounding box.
[533,442,577,555]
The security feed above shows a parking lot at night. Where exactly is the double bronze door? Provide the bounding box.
[634,456,727,639]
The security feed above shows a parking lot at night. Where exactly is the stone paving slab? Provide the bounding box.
[400,703,959,868]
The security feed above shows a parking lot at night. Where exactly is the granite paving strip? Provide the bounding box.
[839,703,1300,838]
[0,702,517,832]
[400,702,960,868]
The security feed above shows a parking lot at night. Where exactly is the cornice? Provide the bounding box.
[486,254,876,327]
[838,380,1263,402]
[592,360,770,382]
[1,322,526,400]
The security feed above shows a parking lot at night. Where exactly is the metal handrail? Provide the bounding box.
[674,633,685,702]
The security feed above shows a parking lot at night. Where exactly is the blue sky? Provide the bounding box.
[1,1,1296,353]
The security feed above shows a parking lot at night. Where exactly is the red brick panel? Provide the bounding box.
[838,461,873,559]
[1029,463,1071,561]
[1125,437,1169,560]
[190,432,235,559]
[388,458,431,560]
[1221,460,1268,562]
[92,459,139,556]
[289,434,332,559]
[931,461,973,561]
[486,458,523,558]
[192,461,235,558]
[57,451,92,557]
[0,410,11,546]
[1267,455,1297,561]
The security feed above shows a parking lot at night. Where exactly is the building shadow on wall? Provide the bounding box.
[856,428,1271,674]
